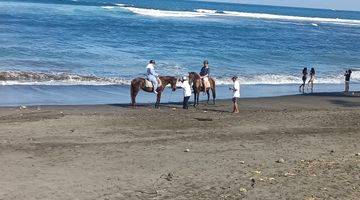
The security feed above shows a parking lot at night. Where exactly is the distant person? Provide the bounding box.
[179,76,192,109]
[229,76,240,113]
[199,60,210,90]
[299,67,308,93]
[344,69,352,93]
[146,60,159,94]
[307,68,316,93]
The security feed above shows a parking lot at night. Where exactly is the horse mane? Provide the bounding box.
[189,72,201,79]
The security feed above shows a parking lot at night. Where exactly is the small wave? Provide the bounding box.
[1,71,359,86]
[115,5,360,26]
[195,9,217,14]
[101,6,115,10]
[215,72,360,85]
[0,71,130,86]
[121,7,207,18]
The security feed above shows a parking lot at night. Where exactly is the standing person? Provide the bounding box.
[299,67,308,93]
[229,76,240,113]
[307,68,316,93]
[344,69,352,93]
[146,60,159,94]
[199,60,210,90]
[179,76,191,109]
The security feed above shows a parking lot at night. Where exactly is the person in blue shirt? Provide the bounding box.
[146,60,159,94]
[199,60,210,89]
[199,60,210,78]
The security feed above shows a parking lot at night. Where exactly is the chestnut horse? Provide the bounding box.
[188,72,216,106]
[130,76,178,108]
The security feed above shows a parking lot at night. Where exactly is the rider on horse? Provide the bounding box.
[146,60,159,94]
[199,60,210,90]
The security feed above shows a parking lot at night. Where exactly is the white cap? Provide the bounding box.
[182,76,187,80]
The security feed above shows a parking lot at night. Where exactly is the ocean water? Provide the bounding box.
[0,0,360,105]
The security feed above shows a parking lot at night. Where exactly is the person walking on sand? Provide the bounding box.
[179,76,192,109]
[344,69,352,93]
[229,76,240,113]
[146,60,160,94]
[299,67,308,93]
[307,68,316,93]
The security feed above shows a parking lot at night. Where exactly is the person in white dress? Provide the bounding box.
[229,76,240,113]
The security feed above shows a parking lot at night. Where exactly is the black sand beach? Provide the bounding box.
[0,93,359,199]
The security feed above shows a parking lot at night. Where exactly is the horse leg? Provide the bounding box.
[155,93,161,108]
[131,84,139,108]
[196,92,200,106]
[193,92,197,107]
[206,89,210,104]
[211,87,216,105]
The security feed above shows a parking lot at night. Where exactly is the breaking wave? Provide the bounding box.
[1,71,359,86]
[116,5,360,26]
[0,71,130,86]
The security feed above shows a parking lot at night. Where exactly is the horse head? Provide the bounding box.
[188,72,200,85]
[169,76,178,91]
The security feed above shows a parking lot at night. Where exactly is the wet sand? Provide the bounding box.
[0,93,359,200]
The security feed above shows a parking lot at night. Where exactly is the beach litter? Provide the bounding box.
[165,172,174,181]
[19,105,27,110]
[250,178,255,187]
[239,161,245,164]
[194,117,213,121]
[355,153,360,156]
[276,158,285,163]
[184,148,190,152]
[284,172,296,177]
[239,187,247,193]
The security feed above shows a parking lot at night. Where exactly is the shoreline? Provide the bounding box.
[0,84,359,107]
[0,91,357,109]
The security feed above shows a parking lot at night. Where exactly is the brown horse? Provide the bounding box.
[188,72,216,106]
[130,76,178,108]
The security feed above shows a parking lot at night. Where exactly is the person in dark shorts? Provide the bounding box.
[299,67,308,93]
[344,69,352,93]
[179,76,191,109]
[307,68,316,93]
[229,76,240,113]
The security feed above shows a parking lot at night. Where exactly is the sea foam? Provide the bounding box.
[1,71,359,86]
[116,5,360,26]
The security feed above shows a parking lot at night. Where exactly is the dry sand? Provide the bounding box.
[0,93,359,200]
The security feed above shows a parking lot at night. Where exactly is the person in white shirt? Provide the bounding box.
[179,76,192,109]
[146,60,159,94]
[229,76,240,113]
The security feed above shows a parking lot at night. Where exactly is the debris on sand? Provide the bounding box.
[194,117,213,121]
[355,153,360,156]
[19,105,27,110]
[284,172,296,177]
[239,187,247,193]
[239,161,245,164]
[276,158,285,163]
[252,170,261,174]
[250,178,255,188]
[330,150,335,154]
[184,148,190,152]
[172,108,176,111]
[165,172,173,181]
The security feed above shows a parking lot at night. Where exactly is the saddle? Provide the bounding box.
[145,78,162,89]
